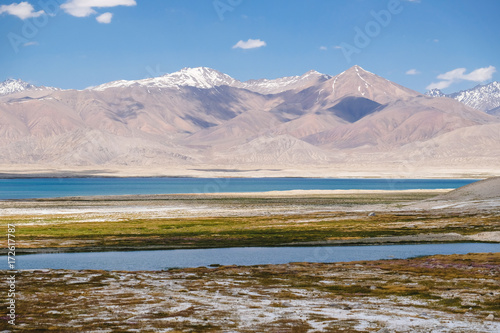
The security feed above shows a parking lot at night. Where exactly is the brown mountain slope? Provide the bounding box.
[320,65,420,105]
[0,66,498,172]
[305,95,496,149]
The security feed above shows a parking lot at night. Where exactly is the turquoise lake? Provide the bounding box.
[0,177,477,200]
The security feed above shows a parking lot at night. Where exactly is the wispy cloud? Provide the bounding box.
[232,39,266,50]
[426,66,496,90]
[96,12,112,23]
[0,2,45,20]
[61,0,136,18]
[405,69,420,75]
[333,45,343,50]
[319,46,327,51]
[23,41,39,47]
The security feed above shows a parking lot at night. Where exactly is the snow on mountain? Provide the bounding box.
[426,81,500,113]
[89,67,331,94]
[0,79,37,96]
[0,78,59,96]
[90,67,239,91]
[425,88,446,98]
[450,81,500,112]
[144,67,239,90]
[238,70,331,94]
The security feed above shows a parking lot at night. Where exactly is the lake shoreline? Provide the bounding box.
[5,252,499,332]
[0,188,451,202]
[0,174,488,180]
[0,163,497,179]
[12,238,499,255]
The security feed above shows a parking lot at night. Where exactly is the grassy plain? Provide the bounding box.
[1,191,498,252]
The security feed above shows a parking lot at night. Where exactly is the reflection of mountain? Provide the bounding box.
[1,66,499,174]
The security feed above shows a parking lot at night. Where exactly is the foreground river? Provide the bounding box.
[8,243,500,271]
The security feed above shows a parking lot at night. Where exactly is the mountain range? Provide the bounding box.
[426,81,500,115]
[0,78,59,96]
[0,66,499,177]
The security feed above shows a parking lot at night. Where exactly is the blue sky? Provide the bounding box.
[0,0,499,93]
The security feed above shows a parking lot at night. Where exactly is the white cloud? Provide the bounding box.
[96,12,112,23]
[319,46,327,51]
[426,66,496,90]
[426,80,453,90]
[405,69,420,75]
[61,0,136,18]
[437,66,496,82]
[232,39,266,50]
[0,2,45,19]
[23,41,39,47]
[433,39,439,43]
[333,45,343,50]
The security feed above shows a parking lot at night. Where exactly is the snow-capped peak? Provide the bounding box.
[89,67,332,94]
[425,88,446,98]
[301,69,330,79]
[237,70,331,94]
[450,81,500,112]
[90,67,239,91]
[153,67,239,89]
[0,78,59,96]
[349,65,375,75]
[426,81,500,112]
[0,78,36,96]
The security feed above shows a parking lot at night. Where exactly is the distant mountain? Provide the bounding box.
[0,65,498,175]
[90,67,239,91]
[238,70,331,94]
[0,79,36,96]
[303,67,491,149]
[89,67,331,95]
[425,88,446,98]
[426,81,500,114]
[451,81,500,114]
[0,78,57,96]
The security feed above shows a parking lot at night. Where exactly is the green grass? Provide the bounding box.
[5,211,498,252]
[1,192,499,252]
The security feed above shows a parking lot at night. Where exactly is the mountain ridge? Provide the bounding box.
[0,78,59,96]
[426,81,500,113]
[1,65,499,176]
[4,68,498,114]
[87,67,333,95]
